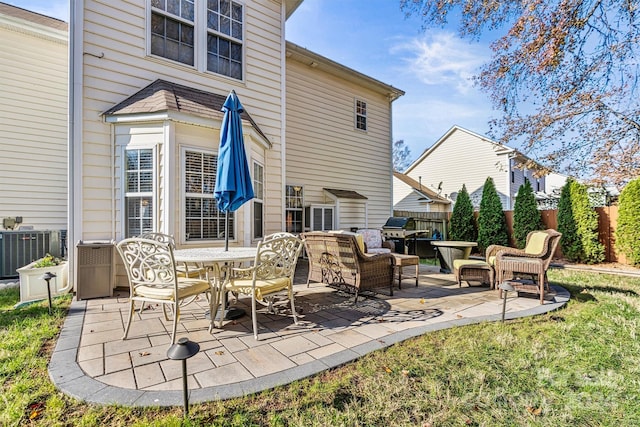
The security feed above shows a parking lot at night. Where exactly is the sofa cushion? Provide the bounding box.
[356,229,383,251]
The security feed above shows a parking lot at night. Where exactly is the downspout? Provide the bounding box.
[280,3,287,233]
[69,0,84,290]
[387,94,395,220]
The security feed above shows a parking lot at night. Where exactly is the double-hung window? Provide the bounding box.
[253,162,264,239]
[125,148,154,237]
[355,99,367,131]
[184,150,230,241]
[150,0,244,80]
[285,185,303,233]
[207,0,243,80]
[150,0,195,66]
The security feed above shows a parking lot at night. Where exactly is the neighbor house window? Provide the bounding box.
[149,0,244,80]
[150,0,195,66]
[125,148,154,237]
[285,185,303,233]
[355,99,367,131]
[184,150,231,241]
[253,162,264,239]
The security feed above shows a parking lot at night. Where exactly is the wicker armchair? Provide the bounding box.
[301,231,395,302]
[487,229,562,304]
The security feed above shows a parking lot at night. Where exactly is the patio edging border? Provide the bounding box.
[48,285,569,407]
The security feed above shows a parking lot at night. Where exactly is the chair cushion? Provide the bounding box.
[525,232,548,255]
[329,230,365,253]
[488,256,497,266]
[135,278,210,300]
[227,277,291,301]
[356,229,383,250]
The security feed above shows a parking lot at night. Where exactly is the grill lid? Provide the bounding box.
[383,217,415,230]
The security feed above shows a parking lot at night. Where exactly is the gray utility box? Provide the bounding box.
[75,241,115,300]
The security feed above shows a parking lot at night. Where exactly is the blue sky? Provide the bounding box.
[7,0,499,164]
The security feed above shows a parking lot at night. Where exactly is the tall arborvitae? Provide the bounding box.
[449,184,477,242]
[477,177,509,253]
[557,178,580,261]
[513,178,544,248]
[616,177,640,266]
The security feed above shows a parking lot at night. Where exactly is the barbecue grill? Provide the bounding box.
[382,217,435,258]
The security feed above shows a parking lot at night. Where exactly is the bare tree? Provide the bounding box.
[401,0,640,188]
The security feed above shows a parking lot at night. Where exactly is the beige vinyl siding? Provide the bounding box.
[286,59,393,229]
[79,0,284,240]
[0,16,67,230]
[407,128,510,210]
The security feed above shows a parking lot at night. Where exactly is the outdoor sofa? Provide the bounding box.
[301,231,395,302]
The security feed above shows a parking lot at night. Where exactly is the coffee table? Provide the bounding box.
[393,253,419,288]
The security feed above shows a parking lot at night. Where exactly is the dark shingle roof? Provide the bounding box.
[103,79,270,146]
[323,188,368,200]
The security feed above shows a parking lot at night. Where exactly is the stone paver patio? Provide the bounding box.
[49,260,569,407]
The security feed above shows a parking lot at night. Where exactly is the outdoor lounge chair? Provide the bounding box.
[301,231,395,302]
[487,229,562,304]
[115,237,214,344]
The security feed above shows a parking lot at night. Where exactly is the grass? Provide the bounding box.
[2,269,640,426]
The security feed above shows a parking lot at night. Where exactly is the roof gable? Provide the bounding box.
[405,125,514,174]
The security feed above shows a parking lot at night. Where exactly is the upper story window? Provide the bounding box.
[207,0,243,80]
[151,0,195,66]
[355,99,367,131]
[150,0,244,80]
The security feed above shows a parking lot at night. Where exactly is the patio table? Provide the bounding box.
[430,240,477,274]
[174,247,257,320]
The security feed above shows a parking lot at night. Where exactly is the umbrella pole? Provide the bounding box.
[225,210,229,251]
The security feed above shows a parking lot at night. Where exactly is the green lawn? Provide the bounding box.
[2,268,640,426]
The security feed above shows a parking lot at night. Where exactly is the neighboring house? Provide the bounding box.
[0,3,68,231]
[392,171,450,213]
[70,1,403,287]
[404,126,548,211]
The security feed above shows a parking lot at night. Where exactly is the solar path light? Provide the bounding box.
[40,272,56,315]
[166,337,200,416]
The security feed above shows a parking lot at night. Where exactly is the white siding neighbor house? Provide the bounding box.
[0,3,68,231]
[392,172,450,213]
[70,1,403,288]
[404,126,548,211]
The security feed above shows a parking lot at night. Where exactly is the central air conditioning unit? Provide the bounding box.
[0,230,62,279]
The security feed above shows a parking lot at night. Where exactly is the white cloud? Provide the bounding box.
[393,32,489,94]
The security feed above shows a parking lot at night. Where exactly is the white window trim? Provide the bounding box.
[146,0,246,82]
[355,98,367,132]
[252,160,264,241]
[120,143,158,239]
[180,146,234,245]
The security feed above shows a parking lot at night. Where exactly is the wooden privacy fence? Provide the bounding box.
[396,206,627,264]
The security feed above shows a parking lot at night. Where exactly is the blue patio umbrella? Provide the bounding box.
[214,90,254,250]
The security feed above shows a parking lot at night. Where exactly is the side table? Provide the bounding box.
[392,254,419,288]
